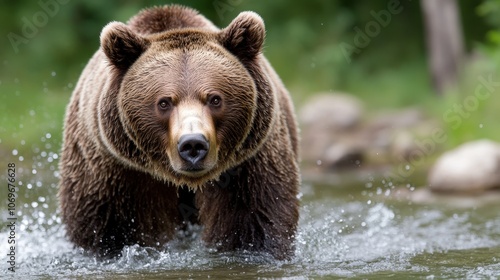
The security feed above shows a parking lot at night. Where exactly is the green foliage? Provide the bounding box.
[435,57,500,148]
[477,0,500,63]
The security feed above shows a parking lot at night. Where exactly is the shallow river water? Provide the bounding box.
[1,158,500,279]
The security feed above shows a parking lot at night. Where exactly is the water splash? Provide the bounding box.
[1,151,500,280]
[1,197,500,278]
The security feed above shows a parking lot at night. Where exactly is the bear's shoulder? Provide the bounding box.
[127,5,218,35]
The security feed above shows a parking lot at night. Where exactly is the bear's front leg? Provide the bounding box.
[59,154,182,257]
[197,142,300,260]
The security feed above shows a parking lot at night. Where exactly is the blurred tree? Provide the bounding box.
[421,0,464,95]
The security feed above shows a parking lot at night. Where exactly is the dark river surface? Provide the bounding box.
[1,147,500,279]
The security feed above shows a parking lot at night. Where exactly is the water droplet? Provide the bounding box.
[367,200,372,205]
[32,169,37,174]
[27,183,33,189]
[46,133,51,139]
[479,123,483,128]
[405,165,410,170]
[316,159,322,166]
[51,71,56,77]
[31,202,39,208]
[12,149,18,156]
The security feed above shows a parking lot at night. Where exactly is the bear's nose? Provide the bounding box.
[177,133,209,166]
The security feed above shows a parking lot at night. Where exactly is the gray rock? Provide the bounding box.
[428,140,500,193]
[322,142,364,169]
[360,108,428,161]
[299,93,363,131]
[299,93,363,164]
[368,108,425,131]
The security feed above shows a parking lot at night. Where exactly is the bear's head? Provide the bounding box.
[98,10,276,187]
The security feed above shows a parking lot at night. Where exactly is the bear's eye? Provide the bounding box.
[158,98,172,111]
[208,95,222,108]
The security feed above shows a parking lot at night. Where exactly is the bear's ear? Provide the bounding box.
[100,22,150,71]
[219,11,265,61]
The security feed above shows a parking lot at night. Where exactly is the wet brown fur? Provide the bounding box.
[58,5,299,260]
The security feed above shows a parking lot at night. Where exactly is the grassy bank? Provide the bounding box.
[0,80,69,155]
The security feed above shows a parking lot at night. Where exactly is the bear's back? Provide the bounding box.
[127,5,218,35]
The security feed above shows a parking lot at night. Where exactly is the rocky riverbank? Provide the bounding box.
[299,93,500,196]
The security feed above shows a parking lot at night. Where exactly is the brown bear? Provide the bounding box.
[58,5,299,260]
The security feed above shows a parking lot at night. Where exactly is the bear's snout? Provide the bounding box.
[168,102,217,175]
[177,133,209,168]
